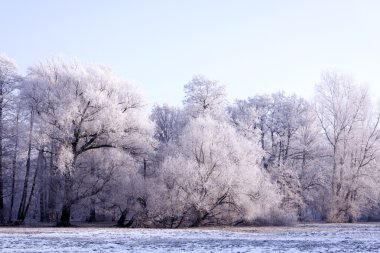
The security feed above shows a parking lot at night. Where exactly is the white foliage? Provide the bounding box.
[23,58,154,171]
[20,58,155,222]
[156,116,279,226]
[183,75,227,120]
[315,71,380,222]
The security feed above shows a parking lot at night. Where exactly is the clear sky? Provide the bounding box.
[1,0,380,106]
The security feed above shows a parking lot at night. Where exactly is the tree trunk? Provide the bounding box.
[260,130,265,150]
[88,208,96,222]
[87,198,96,223]
[284,130,291,161]
[23,152,41,220]
[117,209,134,227]
[117,212,127,227]
[39,149,49,222]
[17,149,42,223]
[17,110,34,222]
[87,165,97,223]
[8,110,19,223]
[47,142,56,222]
[58,204,71,227]
[58,171,74,226]
[190,209,209,227]
[39,193,47,222]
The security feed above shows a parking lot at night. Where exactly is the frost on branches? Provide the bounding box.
[315,71,380,222]
[22,59,153,226]
[0,54,380,227]
[154,116,279,227]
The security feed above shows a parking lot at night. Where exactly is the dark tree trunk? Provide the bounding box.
[23,154,41,220]
[87,202,96,223]
[58,204,71,227]
[39,149,49,222]
[47,142,56,222]
[88,209,96,222]
[18,149,42,222]
[8,109,19,223]
[124,218,134,227]
[58,171,74,227]
[17,110,34,222]
[190,210,209,227]
[40,196,47,222]
[190,216,202,227]
[116,209,133,227]
[261,131,265,150]
[284,130,291,161]
[117,213,127,227]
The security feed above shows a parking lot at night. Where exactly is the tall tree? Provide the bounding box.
[8,102,21,223]
[23,59,153,226]
[16,109,35,222]
[0,54,19,224]
[229,93,324,219]
[315,71,380,222]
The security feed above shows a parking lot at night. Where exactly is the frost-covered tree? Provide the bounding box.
[315,71,380,222]
[156,116,279,227]
[228,99,261,143]
[2,52,380,227]
[229,93,310,166]
[104,160,149,227]
[229,93,325,220]
[291,107,328,220]
[183,75,227,119]
[22,59,153,226]
[150,104,186,145]
[0,54,20,224]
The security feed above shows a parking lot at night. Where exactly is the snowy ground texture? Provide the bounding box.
[1,223,380,252]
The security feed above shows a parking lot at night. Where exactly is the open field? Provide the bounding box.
[1,223,380,252]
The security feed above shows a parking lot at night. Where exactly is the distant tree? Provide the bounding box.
[150,104,186,145]
[183,75,227,119]
[229,93,324,219]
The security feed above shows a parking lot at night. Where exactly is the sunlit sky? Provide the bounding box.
[2,0,380,105]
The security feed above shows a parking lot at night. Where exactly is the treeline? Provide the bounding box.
[0,54,379,227]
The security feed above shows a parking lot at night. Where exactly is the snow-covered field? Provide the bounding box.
[1,223,380,252]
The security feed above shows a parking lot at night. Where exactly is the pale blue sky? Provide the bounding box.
[1,0,380,105]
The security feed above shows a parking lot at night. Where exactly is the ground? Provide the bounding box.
[1,223,380,252]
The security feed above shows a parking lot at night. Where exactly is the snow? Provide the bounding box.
[1,223,380,252]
